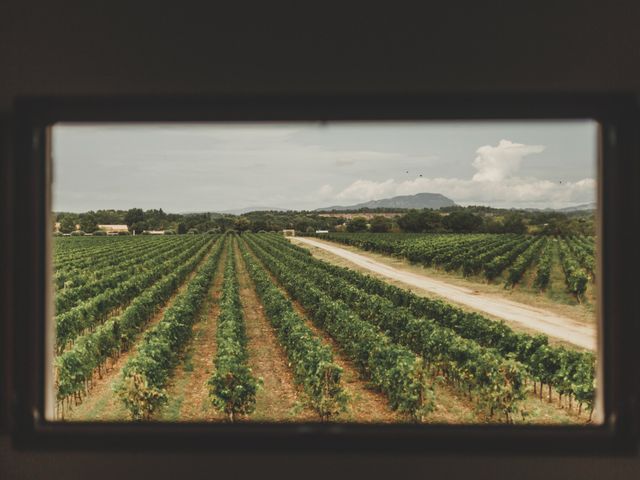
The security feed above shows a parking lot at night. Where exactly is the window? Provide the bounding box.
[10,95,639,452]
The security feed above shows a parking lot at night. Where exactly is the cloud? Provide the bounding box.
[472,139,545,182]
[335,158,356,167]
[318,184,334,198]
[333,176,595,208]
[331,140,595,208]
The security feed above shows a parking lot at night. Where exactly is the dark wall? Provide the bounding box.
[1,1,639,479]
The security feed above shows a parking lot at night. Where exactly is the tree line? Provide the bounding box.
[54,206,595,237]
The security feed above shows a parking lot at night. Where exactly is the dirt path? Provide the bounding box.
[292,237,596,351]
[157,248,228,422]
[234,241,316,422]
[65,244,216,421]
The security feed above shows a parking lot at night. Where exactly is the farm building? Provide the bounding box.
[315,230,329,234]
[98,224,129,235]
[144,230,166,235]
[282,229,295,237]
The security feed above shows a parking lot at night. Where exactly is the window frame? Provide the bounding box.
[10,94,640,453]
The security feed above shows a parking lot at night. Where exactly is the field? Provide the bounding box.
[306,233,596,305]
[52,233,597,424]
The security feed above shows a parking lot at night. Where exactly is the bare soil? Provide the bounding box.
[234,240,316,422]
[156,247,228,422]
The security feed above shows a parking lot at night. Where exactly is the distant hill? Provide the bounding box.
[316,192,456,212]
[217,206,291,216]
[522,202,597,213]
[556,202,597,213]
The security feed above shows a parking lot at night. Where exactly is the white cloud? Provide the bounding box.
[472,139,545,182]
[333,176,595,208]
[331,140,595,209]
[318,184,334,198]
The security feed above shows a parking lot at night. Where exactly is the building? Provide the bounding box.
[98,224,129,235]
[282,229,295,237]
[315,230,329,234]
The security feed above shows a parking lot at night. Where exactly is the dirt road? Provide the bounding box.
[292,237,597,351]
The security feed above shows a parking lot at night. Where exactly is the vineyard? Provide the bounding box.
[306,233,596,301]
[53,233,597,424]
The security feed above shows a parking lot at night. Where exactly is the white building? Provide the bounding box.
[98,224,129,235]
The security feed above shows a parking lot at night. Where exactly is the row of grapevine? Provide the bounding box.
[558,239,590,300]
[55,237,197,314]
[55,235,213,352]
[244,235,436,421]
[53,235,141,264]
[442,235,513,274]
[251,234,528,420]
[483,236,535,280]
[55,236,218,413]
[505,237,546,288]
[207,240,260,421]
[567,236,596,278]
[261,234,596,416]
[54,236,174,289]
[54,235,157,267]
[418,235,498,268]
[458,236,523,277]
[114,236,225,419]
[533,238,554,290]
[237,238,347,420]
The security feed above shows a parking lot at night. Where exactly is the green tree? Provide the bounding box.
[442,211,483,233]
[177,223,187,234]
[396,210,423,232]
[79,212,99,233]
[346,217,368,232]
[369,215,392,233]
[234,216,251,233]
[58,214,78,234]
[502,213,527,234]
[396,209,442,233]
[124,208,145,234]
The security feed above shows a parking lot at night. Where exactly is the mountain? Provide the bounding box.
[316,192,456,211]
[520,203,596,213]
[217,206,291,215]
[556,202,597,213]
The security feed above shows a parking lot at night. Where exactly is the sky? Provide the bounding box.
[51,121,598,213]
